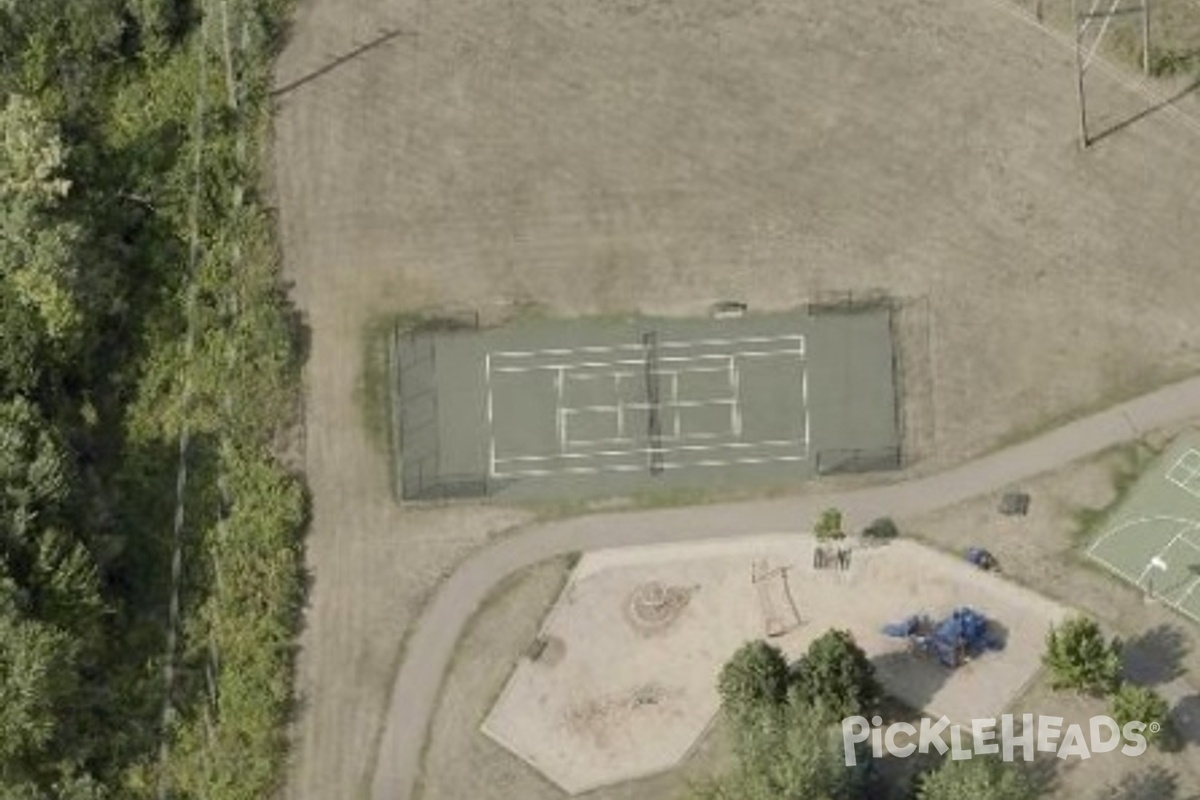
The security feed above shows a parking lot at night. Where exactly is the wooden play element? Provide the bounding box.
[752,559,802,637]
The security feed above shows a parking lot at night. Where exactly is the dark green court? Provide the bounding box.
[391,309,899,501]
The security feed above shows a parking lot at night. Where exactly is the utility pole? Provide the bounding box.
[1073,0,1090,148]
[1143,0,1152,76]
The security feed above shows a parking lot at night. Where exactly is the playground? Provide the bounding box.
[481,535,1070,795]
[1088,430,1200,624]
[391,309,899,501]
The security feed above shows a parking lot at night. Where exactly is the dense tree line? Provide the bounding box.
[0,0,303,797]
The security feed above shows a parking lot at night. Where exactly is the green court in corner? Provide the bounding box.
[1089,430,1200,624]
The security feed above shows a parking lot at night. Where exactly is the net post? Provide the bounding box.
[642,331,664,475]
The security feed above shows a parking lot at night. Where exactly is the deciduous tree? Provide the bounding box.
[1043,616,1122,696]
[717,640,790,719]
[790,629,880,720]
[918,754,1033,800]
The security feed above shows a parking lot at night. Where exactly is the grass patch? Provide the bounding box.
[358,314,401,455]
[985,363,1198,457]
[1067,440,1161,546]
[407,555,572,800]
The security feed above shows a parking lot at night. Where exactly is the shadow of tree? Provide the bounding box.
[1122,624,1189,686]
[1024,751,1063,798]
[870,649,952,716]
[1166,693,1200,750]
[1093,766,1200,800]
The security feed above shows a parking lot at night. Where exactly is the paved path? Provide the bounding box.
[370,375,1200,800]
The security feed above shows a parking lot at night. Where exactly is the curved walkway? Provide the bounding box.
[370,375,1200,800]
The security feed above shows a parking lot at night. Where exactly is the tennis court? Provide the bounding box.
[1088,431,1200,624]
[486,333,808,479]
[392,310,898,501]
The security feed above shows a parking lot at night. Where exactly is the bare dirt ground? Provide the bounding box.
[269,0,1200,797]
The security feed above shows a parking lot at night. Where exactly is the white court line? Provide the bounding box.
[1177,577,1200,608]
[729,358,743,437]
[490,335,805,359]
[484,354,494,424]
[566,436,634,447]
[672,366,729,376]
[1166,449,1200,497]
[568,370,635,381]
[491,349,803,374]
[1095,554,1200,625]
[1136,523,1195,585]
[1088,515,1200,624]
[561,399,737,414]
[493,453,808,478]
[555,368,566,451]
[485,354,496,477]
[1087,514,1200,555]
[671,372,681,441]
[615,373,625,438]
[1167,532,1200,557]
[493,438,805,464]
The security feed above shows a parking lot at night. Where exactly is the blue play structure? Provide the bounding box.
[882,607,1004,668]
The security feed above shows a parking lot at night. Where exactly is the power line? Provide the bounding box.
[157,2,210,795]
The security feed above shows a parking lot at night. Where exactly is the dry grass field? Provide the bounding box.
[270,0,1200,797]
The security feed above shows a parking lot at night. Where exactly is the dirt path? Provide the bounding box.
[370,374,1200,800]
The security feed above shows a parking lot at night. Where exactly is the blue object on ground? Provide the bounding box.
[902,606,1003,671]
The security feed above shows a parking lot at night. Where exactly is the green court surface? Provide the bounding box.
[392,309,899,501]
[1088,430,1200,625]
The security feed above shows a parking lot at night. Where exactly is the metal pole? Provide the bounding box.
[1073,0,1090,148]
[1143,0,1151,76]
